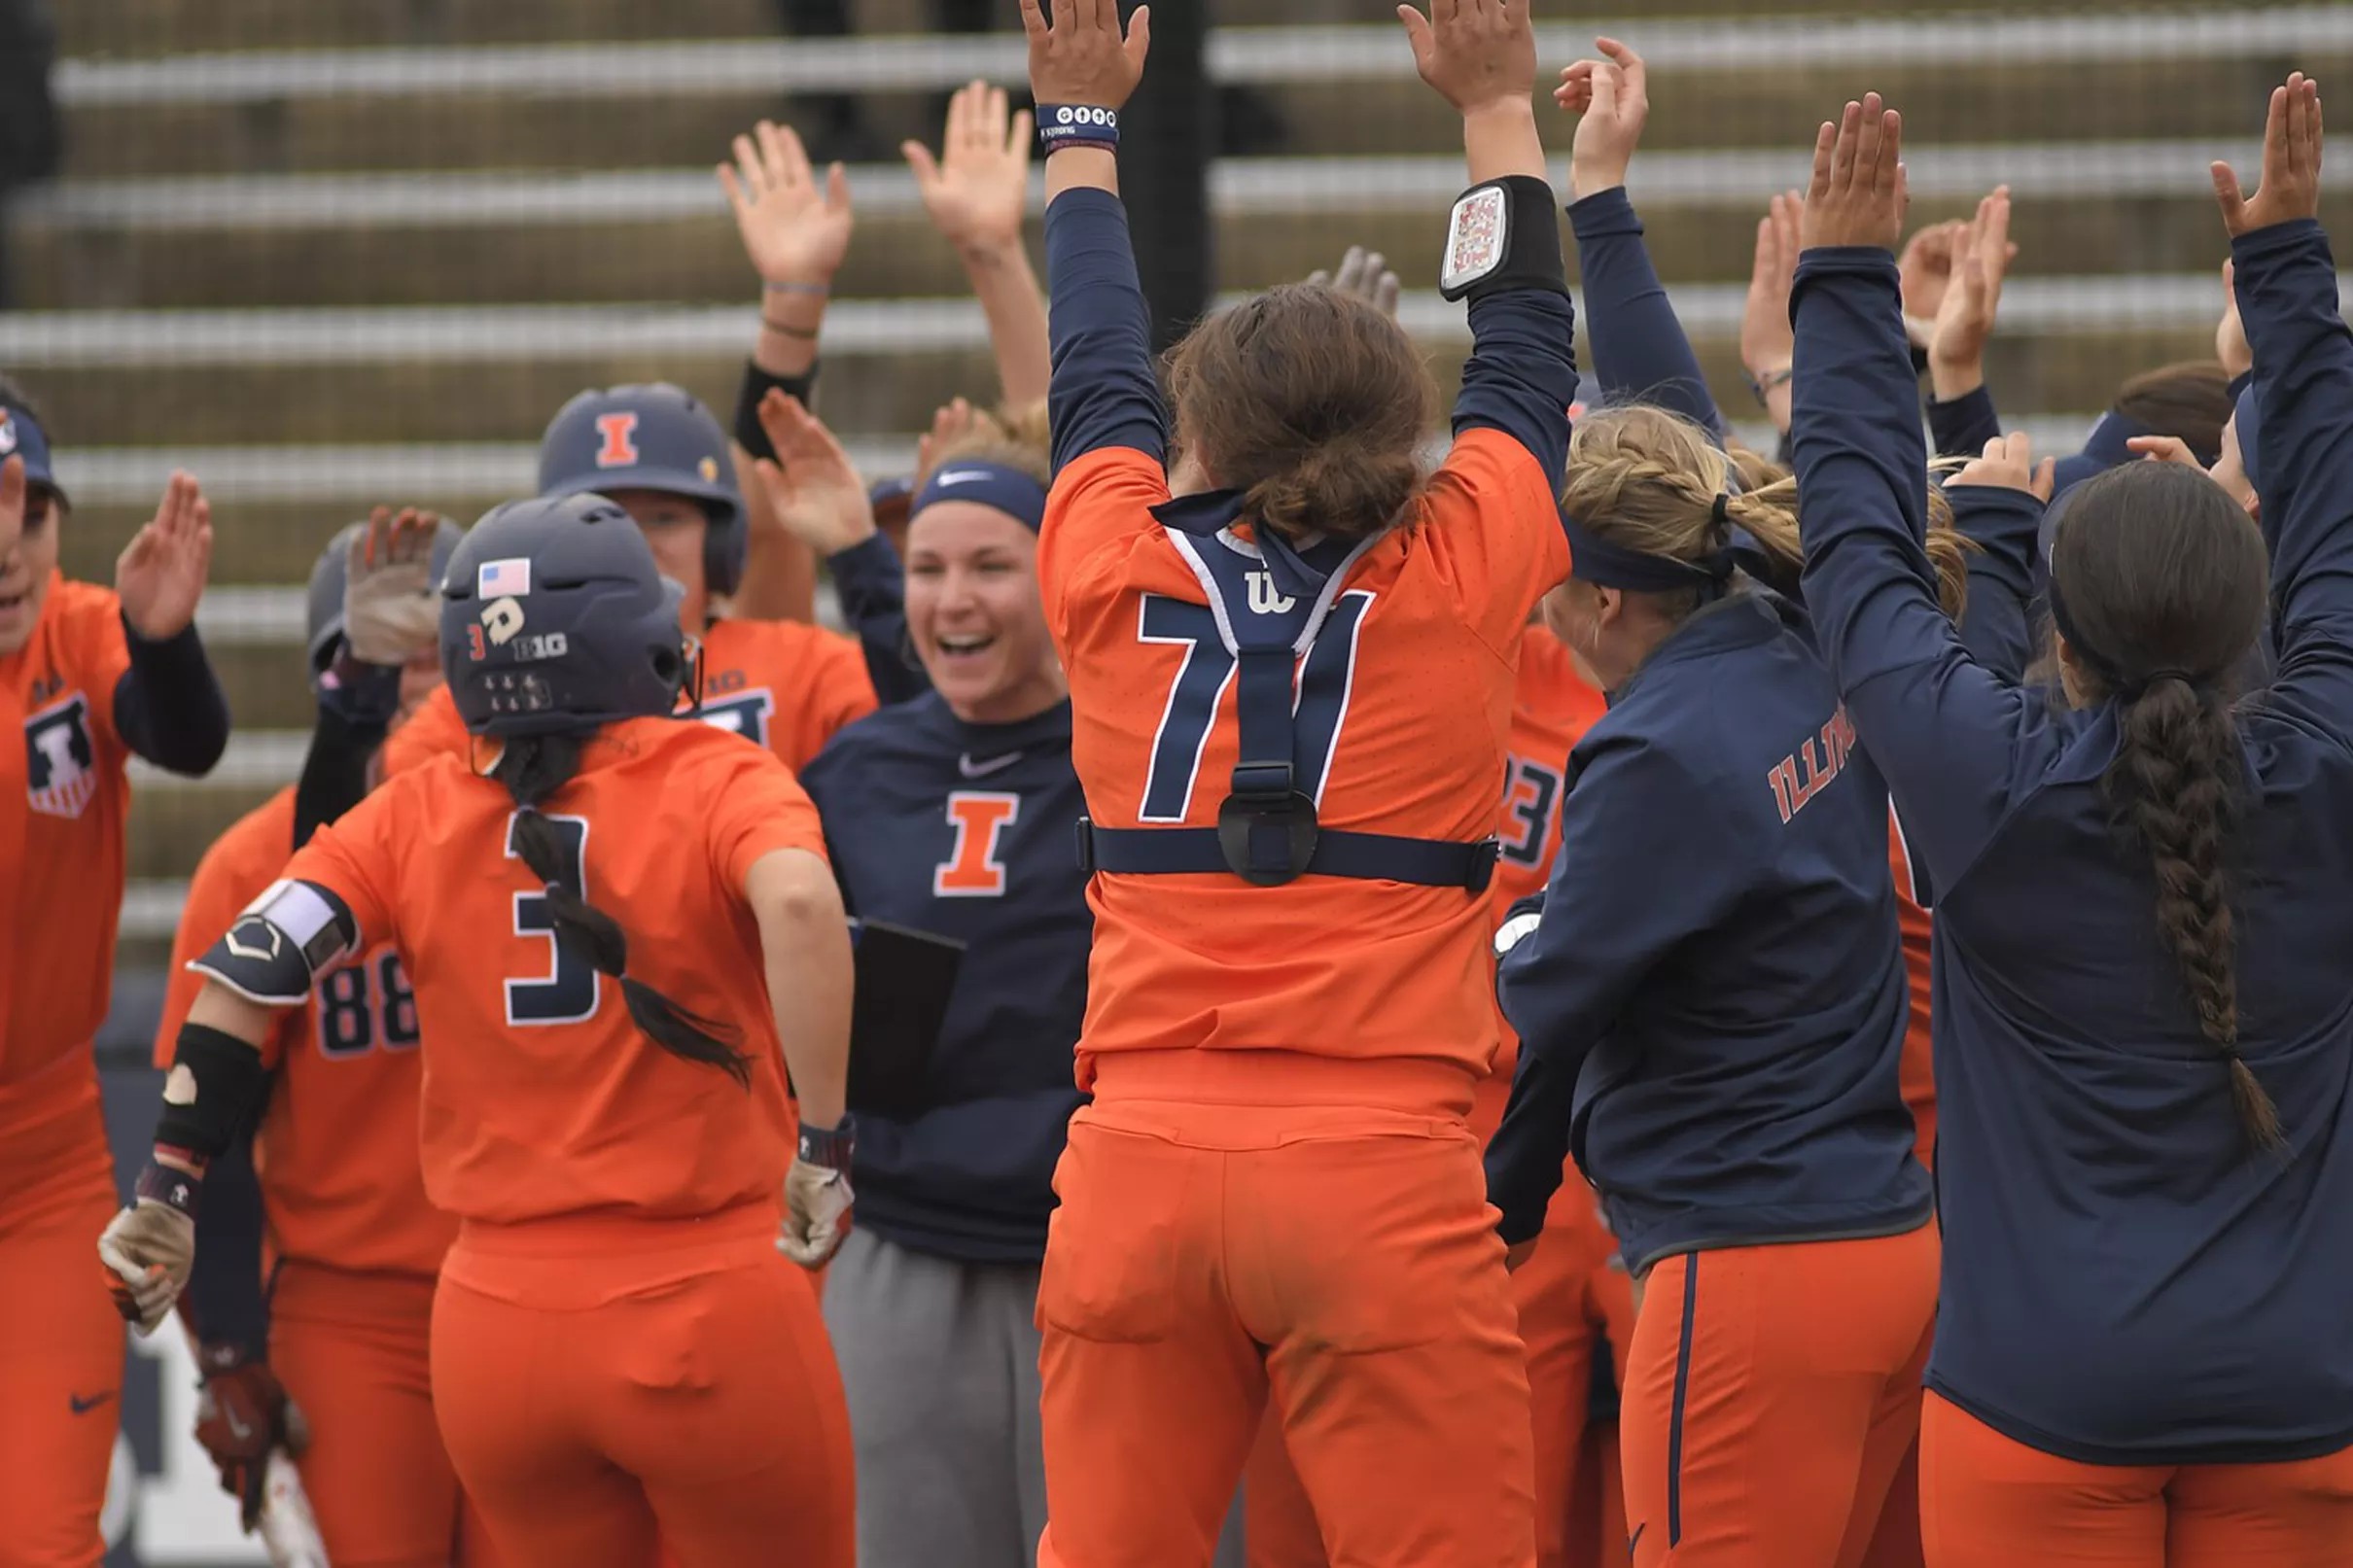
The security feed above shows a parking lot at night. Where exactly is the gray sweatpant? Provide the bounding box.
[824,1227,1247,1568]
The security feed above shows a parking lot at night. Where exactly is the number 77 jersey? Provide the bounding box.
[1039,435,1569,1076]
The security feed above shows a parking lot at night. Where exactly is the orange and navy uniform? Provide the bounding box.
[271,717,852,1567]
[0,575,211,1568]
[1245,623,1629,1568]
[1030,182,1579,1568]
[156,785,477,1567]
[381,613,874,779]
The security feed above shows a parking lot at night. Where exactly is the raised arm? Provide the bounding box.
[1943,433,2055,680]
[1790,95,2038,893]
[2214,75,2353,728]
[1022,0,1164,473]
[1738,191,1805,440]
[907,82,1053,408]
[1923,188,2015,458]
[719,120,852,623]
[1556,39,1723,437]
[111,470,228,776]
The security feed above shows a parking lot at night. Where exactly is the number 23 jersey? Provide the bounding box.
[271,716,829,1227]
[157,786,457,1277]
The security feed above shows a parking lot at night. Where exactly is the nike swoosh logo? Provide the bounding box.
[69,1390,114,1414]
[932,469,994,487]
[225,1408,255,1442]
[958,752,1022,778]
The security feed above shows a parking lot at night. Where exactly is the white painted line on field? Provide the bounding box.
[54,10,2353,105]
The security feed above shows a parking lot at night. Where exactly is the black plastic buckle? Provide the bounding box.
[1073,816,1098,877]
[1465,837,1500,896]
[1217,789,1319,888]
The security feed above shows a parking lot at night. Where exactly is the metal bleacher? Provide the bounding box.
[37,0,2353,967]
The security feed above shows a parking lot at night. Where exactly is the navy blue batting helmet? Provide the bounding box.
[305,515,466,685]
[440,493,689,739]
[537,384,745,597]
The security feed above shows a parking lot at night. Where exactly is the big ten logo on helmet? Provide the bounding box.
[594,411,642,469]
[1767,704,1858,825]
[24,691,97,819]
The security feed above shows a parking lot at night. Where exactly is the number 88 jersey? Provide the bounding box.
[156,786,457,1278]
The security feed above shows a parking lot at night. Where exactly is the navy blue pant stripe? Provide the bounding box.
[1667,1252,1700,1548]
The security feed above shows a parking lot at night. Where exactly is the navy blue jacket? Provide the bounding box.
[1791,223,2353,1464]
[825,532,931,707]
[797,694,1090,1264]
[1569,187,1723,439]
[1487,591,1932,1270]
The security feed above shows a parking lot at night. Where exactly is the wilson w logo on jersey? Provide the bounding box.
[1766,705,1859,824]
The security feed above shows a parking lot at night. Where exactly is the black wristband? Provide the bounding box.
[156,1024,270,1162]
[136,1156,204,1220]
[734,359,820,464]
[797,1114,857,1171]
[1438,175,1568,304]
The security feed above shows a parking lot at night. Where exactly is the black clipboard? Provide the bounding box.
[846,919,966,1117]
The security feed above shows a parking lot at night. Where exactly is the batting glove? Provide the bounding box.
[779,1116,856,1269]
[193,1343,310,1532]
[341,511,442,667]
[99,1157,201,1336]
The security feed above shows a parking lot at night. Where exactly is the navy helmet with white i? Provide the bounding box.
[439,493,690,739]
[537,383,747,597]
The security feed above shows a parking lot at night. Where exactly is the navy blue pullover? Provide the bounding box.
[1487,589,1932,1269]
[1791,223,2353,1464]
[797,693,1089,1264]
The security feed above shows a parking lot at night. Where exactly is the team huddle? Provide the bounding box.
[0,0,2346,1565]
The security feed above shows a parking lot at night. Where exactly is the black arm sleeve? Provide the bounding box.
[111,616,230,776]
[292,703,389,850]
[178,1099,270,1363]
[733,360,822,464]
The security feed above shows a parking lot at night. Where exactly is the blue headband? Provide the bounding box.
[910,460,1048,532]
[1562,496,1738,593]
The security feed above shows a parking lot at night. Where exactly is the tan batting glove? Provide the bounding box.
[99,1197,196,1336]
[779,1159,855,1269]
[342,507,443,667]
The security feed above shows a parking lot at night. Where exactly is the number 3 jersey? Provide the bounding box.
[1041,433,1569,1079]
[212,717,830,1229]
[158,786,458,1277]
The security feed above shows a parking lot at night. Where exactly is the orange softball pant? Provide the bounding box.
[1919,1390,2353,1568]
[269,1261,497,1566]
[0,1062,124,1568]
[1036,1055,1535,1568]
[428,1206,854,1568]
[1622,1225,1939,1568]
[1241,1164,1634,1568]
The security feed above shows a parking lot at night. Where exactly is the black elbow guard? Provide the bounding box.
[1438,176,1568,304]
[191,878,359,1005]
[156,1024,270,1163]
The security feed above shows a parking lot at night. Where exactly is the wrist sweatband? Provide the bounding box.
[155,1023,270,1163]
[1746,366,1795,405]
[1036,104,1119,154]
[136,1152,205,1219]
[316,647,403,726]
[797,1115,857,1171]
[1438,175,1568,303]
[734,359,820,464]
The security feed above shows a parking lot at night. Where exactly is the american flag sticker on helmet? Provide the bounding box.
[477,558,532,598]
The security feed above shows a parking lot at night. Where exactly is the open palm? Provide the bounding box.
[117,471,213,640]
[720,121,854,287]
[906,81,1033,255]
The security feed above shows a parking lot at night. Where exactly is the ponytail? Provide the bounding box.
[2103,677,2281,1151]
[495,734,753,1089]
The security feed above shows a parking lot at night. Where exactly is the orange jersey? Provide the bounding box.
[1042,434,1568,1079]
[381,614,874,780]
[1493,623,1610,913]
[2,575,134,1098]
[156,787,457,1277]
[1889,809,1936,1165]
[279,717,825,1228]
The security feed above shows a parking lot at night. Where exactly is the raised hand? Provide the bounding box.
[719,120,854,289]
[2125,435,2212,471]
[1740,189,1804,415]
[116,471,213,642]
[905,81,1034,258]
[753,392,877,556]
[1952,432,2055,501]
[1929,186,2016,393]
[1554,37,1649,198]
[2215,258,2254,379]
[1398,0,1537,117]
[1019,0,1150,112]
[1802,93,1908,254]
[2214,73,2323,237]
[915,397,990,488]
[1308,245,1402,319]
[1897,220,1963,347]
[342,506,444,667]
